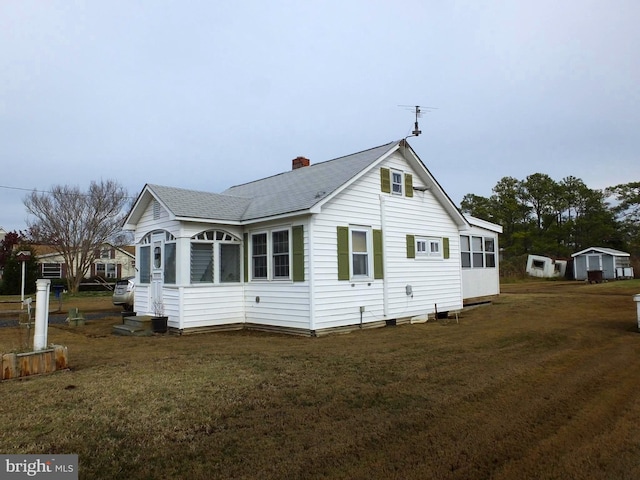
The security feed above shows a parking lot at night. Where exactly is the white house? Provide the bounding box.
[123,140,501,336]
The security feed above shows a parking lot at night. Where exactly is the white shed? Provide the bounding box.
[525,254,567,278]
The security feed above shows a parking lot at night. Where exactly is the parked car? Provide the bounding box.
[112,277,135,311]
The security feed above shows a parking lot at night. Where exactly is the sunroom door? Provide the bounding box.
[151,233,164,315]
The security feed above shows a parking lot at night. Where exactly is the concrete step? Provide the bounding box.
[122,315,153,329]
[112,323,152,337]
[112,315,154,336]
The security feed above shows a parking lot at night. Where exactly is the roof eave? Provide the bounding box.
[173,216,244,226]
[240,208,313,226]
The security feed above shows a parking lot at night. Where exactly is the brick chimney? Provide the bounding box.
[292,156,310,170]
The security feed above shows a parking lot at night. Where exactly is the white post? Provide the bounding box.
[34,279,51,351]
[17,251,31,310]
[21,260,26,308]
[635,294,640,332]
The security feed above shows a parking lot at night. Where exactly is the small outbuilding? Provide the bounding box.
[571,247,634,282]
[525,254,567,279]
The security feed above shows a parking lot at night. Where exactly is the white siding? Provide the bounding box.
[243,217,311,330]
[133,284,151,314]
[181,285,245,328]
[311,151,463,330]
[133,201,180,243]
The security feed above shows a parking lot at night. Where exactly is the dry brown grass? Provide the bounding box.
[0,292,116,315]
[1,281,640,479]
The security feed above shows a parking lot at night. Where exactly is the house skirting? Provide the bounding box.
[169,317,419,337]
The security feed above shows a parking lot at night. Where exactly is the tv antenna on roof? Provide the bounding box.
[398,105,437,138]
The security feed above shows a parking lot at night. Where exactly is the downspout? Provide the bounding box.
[379,194,389,317]
[308,216,316,333]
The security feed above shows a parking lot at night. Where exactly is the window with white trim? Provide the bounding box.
[139,234,151,283]
[484,238,496,268]
[191,230,241,283]
[350,227,371,277]
[272,230,290,279]
[251,232,268,279]
[96,263,116,278]
[461,235,471,268]
[461,235,496,269]
[250,228,291,280]
[391,170,403,195]
[164,234,177,284]
[416,237,442,258]
[472,236,484,267]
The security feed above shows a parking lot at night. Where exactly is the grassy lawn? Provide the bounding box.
[0,291,116,315]
[1,281,640,479]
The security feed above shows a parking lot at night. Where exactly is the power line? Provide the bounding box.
[0,184,136,200]
[0,184,46,194]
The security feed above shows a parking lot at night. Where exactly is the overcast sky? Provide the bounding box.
[1,0,639,233]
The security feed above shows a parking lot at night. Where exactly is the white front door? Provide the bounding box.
[151,234,164,315]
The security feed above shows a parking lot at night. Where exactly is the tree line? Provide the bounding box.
[461,174,640,263]
[1,176,638,293]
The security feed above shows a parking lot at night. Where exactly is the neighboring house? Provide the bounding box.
[572,247,634,281]
[461,216,502,303]
[525,254,567,279]
[123,140,501,336]
[34,243,136,280]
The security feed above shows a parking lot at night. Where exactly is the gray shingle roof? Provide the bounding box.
[147,185,252,222]
[147,141,400,222]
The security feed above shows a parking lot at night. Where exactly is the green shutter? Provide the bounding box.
[337,226,350,280]
[373,229,383,279]
[406,234,415,259]
[292,225,304,282]
[405,173,413,197]
[243,233,249,282]
[380,167,391,193]
[443,237,450,259]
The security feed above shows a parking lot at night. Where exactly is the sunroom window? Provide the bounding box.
[191,230,241,284]
[461,235,495,269]
[252,233,268,279]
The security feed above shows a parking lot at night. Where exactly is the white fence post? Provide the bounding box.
[34,279,51,351]
[634,294,640,332]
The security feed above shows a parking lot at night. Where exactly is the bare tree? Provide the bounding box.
[24,180,130,293]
